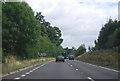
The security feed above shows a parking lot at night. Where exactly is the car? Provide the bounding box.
[56,56,65,62]
[68,56,74,60]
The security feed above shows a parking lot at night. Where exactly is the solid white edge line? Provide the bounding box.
[3,60,55,77]
[14,60,54,79]
[74,60,119,72]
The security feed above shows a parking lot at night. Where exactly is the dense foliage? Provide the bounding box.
[94,19,120,50]
[2,2,64,60]
[65,44,86,57]
[75,44,86,56]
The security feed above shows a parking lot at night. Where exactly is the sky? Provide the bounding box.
[25,0,119,49]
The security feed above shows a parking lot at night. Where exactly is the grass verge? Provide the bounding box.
[2,56,54,74]
[76,49,120,70]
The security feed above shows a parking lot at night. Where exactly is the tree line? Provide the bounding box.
[2,2,64,60]
[66,18,120,56]
[65,44,86,57]
[88,18,120,52]
[94,18,120,50]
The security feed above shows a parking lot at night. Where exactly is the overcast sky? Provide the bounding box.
[25,0,118,49]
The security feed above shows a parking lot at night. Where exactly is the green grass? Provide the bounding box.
[76,49,119,70]
[2,56,54,74]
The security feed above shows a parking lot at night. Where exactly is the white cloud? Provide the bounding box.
[25,0,118,49]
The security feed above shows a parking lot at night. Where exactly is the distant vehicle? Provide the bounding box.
[68,56,74,60]
[56,56,65,62]
[62,52,68,59]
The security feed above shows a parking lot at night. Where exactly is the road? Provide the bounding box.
[2,59,119,81]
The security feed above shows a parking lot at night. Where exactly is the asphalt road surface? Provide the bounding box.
[2,59,119,80]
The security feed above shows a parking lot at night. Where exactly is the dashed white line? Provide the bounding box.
[26,72,30,75]
[14,77,21,80]
[21,75,26,77]
[31,69,35,71]
[76,69,78,71]
[34,68,37,70]
[87,77,94,81]
[35,67,39,69]
[30,71,33,72]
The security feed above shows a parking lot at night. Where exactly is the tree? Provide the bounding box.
[2,2,64,59]
[94,18,119,50]
[2,2,41,58]
[88,46,91,52]
[76,44,86,56]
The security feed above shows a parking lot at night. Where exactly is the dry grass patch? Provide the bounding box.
[2,56,54,74]
[76,49,119,70]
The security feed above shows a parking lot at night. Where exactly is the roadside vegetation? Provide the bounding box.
[2,2,64,59]
[2,0,120,74]
[76,18,120,70]
[2,1,64,74]
[2,55,54,74]
[76,48,119,70]
[65,44,86,56]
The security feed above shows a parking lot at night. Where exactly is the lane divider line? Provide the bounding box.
[21,75,26,77]
[30,71,33,73]
[76,69,78,71]
[87,77,94,81]
[14,77,21,80]
[26,72,30,75]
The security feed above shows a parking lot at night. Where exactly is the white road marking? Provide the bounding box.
[76,69,78,71]
[14,77,21,80]
[30,71,33,72]
[32,69,35,71]
[21,75,26,77]
[87,77,94,81]
[86,63,119,72]
[14,60,54,79]
[26,72,30,75]
[34,68,37,70]
[35,67,39,69]
[74,60,119,72]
